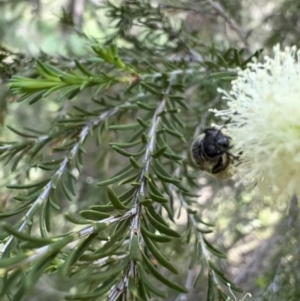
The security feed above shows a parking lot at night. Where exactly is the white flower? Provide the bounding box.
[212,45,300,202]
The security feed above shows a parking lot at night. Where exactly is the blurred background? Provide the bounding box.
[1,1,300,301]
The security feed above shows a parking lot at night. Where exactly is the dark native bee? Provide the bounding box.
[191,127,239,180]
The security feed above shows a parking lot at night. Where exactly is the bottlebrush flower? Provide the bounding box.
[212,45,300,202]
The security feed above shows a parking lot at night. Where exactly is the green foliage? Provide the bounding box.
[0,1,285,301]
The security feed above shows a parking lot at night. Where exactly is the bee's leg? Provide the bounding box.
[212,156,225,174]
[228,153,240,160]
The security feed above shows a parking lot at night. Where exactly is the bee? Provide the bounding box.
[191,127,239,180]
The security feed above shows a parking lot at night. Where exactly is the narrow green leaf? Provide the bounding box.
[141,133,148,144]
[66,172,76,196]
[87,257,129,282]
[0,253,30,269]
[138,195,152,207]
[128,276,144,301]
[61,233,98,276]
[64,213,93,225]
[194,216,215,227]
[90,204,114,213]
[109,140,141,148]
[152,166,181,184]
[170,97,189,110]
[141,82,161,95]
[137,264,167,298]
[141,250,188,293]
[207,270,215,301]
[0,269,21,298]
[130,234,141,262]
[80,237,124,262]
[162,152,182,161]
[152,160,178,178]
[97,166,134,186]
[208,261,243,293]
[65,275,117,300]
[79,210,111,221]
[118,173,138,185]
[6,178,49,190]
[136,117,150,128]
[6,125,38,138]
[62,176,74,201]
[0,200,32,218]
[145,208,180,238]
[204,60,219,69]
[152,146,167,158]
[189,240,198,269]
[109,123,139,130]
[107,187,129,210]
[137,278,148,300]
[74,60,93,76]
[49,198,60,210]
[148,180,164,198]
[143,233,178,274]
[217,287,229,301]
[112,145,144,157]
[36,61,59,79]
[141,225,172,243]
[129,156,141,169]
[136,102,156,111]
[233,48,241,66]
[163,126,184,139]
[147,206,169,227]
[99,220,129,252]
[42,84,67,98]
[193,258,204,288]
[40,197,51,237]
[68,87,81,100]
[10,146,31,172]
[2,223,53,245]
[149,192,168,204]
[119,187,136,202]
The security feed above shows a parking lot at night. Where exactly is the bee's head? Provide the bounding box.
[203,128,230,158]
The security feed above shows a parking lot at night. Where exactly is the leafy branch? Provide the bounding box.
[1,106,121,257]
[107,75,175,301]
[8,45,138,104]
[0,2,265,300]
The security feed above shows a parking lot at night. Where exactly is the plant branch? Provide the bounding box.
[178,194,219,285]
[141,67,236,80]
[107,75,175,301]
[172,119,224,300]
[90,254,128,266]
[158,0,249,50]
[77,206,137,238]
[0,207,136,274]
[204,0,249,50]
[1,107,120,257]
